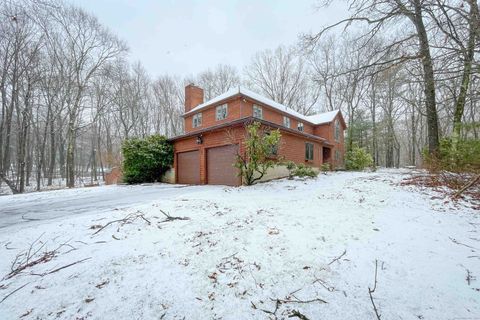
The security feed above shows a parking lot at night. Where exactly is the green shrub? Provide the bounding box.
[122,135,173,184]
[320,163,331,172]
[286,162,319,178]
[235,122,281,185]
[345,144,373,171]
[427,138,480,172]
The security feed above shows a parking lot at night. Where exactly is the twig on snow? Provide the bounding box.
[30,257,91,276]
[159,209,190,223]
[453,174,480,198]
[288,309,310,320]
[328,249,347,265]
[368,259,381,320]
[0,282,31,304]
[449,237,477,250]
[93,211,151,235]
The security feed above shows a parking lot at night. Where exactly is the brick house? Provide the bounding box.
[169,84,346,186]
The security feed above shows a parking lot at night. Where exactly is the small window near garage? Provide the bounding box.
[305,142,314,161]
[298,122,304,132]
[283,116,291,128]
[334,119,340,141]
[192,113,202,128]
[216,104,228,120]
[253,104,263,119]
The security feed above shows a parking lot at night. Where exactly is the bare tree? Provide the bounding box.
[244,45,320,114]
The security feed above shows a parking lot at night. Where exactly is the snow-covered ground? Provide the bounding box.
[0,169,478,319]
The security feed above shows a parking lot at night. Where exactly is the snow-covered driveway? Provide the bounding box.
[0,169,478,319]
[0,184,214,229]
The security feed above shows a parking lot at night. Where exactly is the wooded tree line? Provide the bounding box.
[0,0,478,194]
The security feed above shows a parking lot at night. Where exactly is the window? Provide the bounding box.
[283,116,290,128]
[335,150,340,162]
[216,104,228,120]
[192,113,202,128]
[253,104,263,119]
[297,122,304,132]
[305,142,314,161]
[334,120,340,141]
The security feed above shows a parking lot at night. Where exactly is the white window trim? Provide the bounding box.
[305,142,314,161]
[216,104,228,121]
[253,104,263,119]
[298,122,304,132]
[192,113,202,128]
[283,116,290,128]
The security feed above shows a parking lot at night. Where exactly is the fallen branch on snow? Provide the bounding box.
[0,282,31,304]
[159,209,190,223]
[92,211,151,235]
[3,234,79,280]
[368,259,381,320]
[288,309,310,320]
[453,174,480,199]
[30,257,91,277]
[328,249,347,265]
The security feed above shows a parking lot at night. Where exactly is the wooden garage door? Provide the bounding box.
[177,150,200,184]
[207,145,240,186]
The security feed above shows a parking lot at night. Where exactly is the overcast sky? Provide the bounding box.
[71,0,348,78]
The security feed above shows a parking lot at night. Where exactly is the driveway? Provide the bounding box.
[0,183,215,229]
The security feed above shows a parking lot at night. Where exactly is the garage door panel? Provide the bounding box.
[207,145,240,186]
[177,150,200,184]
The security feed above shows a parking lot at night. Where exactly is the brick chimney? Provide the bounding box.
[185,84,204,113]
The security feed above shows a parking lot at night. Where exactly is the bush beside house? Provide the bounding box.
[345,144,373,171]
[235,122,281,185]
[122,135,173,184]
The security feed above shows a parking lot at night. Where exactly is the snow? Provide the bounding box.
[186,87,337,125]
[305,110,340,125]
[0,169,479,319]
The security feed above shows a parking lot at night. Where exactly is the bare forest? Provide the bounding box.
[0,0,478,194]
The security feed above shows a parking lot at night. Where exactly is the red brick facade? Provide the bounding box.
[170,85,346,185]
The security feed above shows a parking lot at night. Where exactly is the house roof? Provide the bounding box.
[184,86,342,126]
[168,116,332,146]
[304,110,341,125]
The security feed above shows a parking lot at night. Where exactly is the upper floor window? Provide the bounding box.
[334,119,340,141]
[298,122,304,132]
[305,142,314,161]
[283,116,290,128]
[216,104,228,121]
[192,113,202,128]
[253,104,263,119]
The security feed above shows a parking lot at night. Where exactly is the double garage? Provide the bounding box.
[176,144,241,186]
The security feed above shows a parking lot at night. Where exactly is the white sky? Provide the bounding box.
[71,0,349,77]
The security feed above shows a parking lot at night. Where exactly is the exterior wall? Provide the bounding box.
[184,98,245,133]
[174,126,246,184]
[161,168,175,183]
[254,164,290,182]
[173,125,325,185]
[277,131,323,167]
[183,96,315,135]
[242,98,315,135]
[313,114,345,169]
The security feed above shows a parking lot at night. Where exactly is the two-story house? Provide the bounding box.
[169,84,346,186]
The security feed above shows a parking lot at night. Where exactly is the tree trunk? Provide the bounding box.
[412,0,439,155]
[452,0,478,144]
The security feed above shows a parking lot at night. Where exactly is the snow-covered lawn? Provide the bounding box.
[0,169,478,319]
